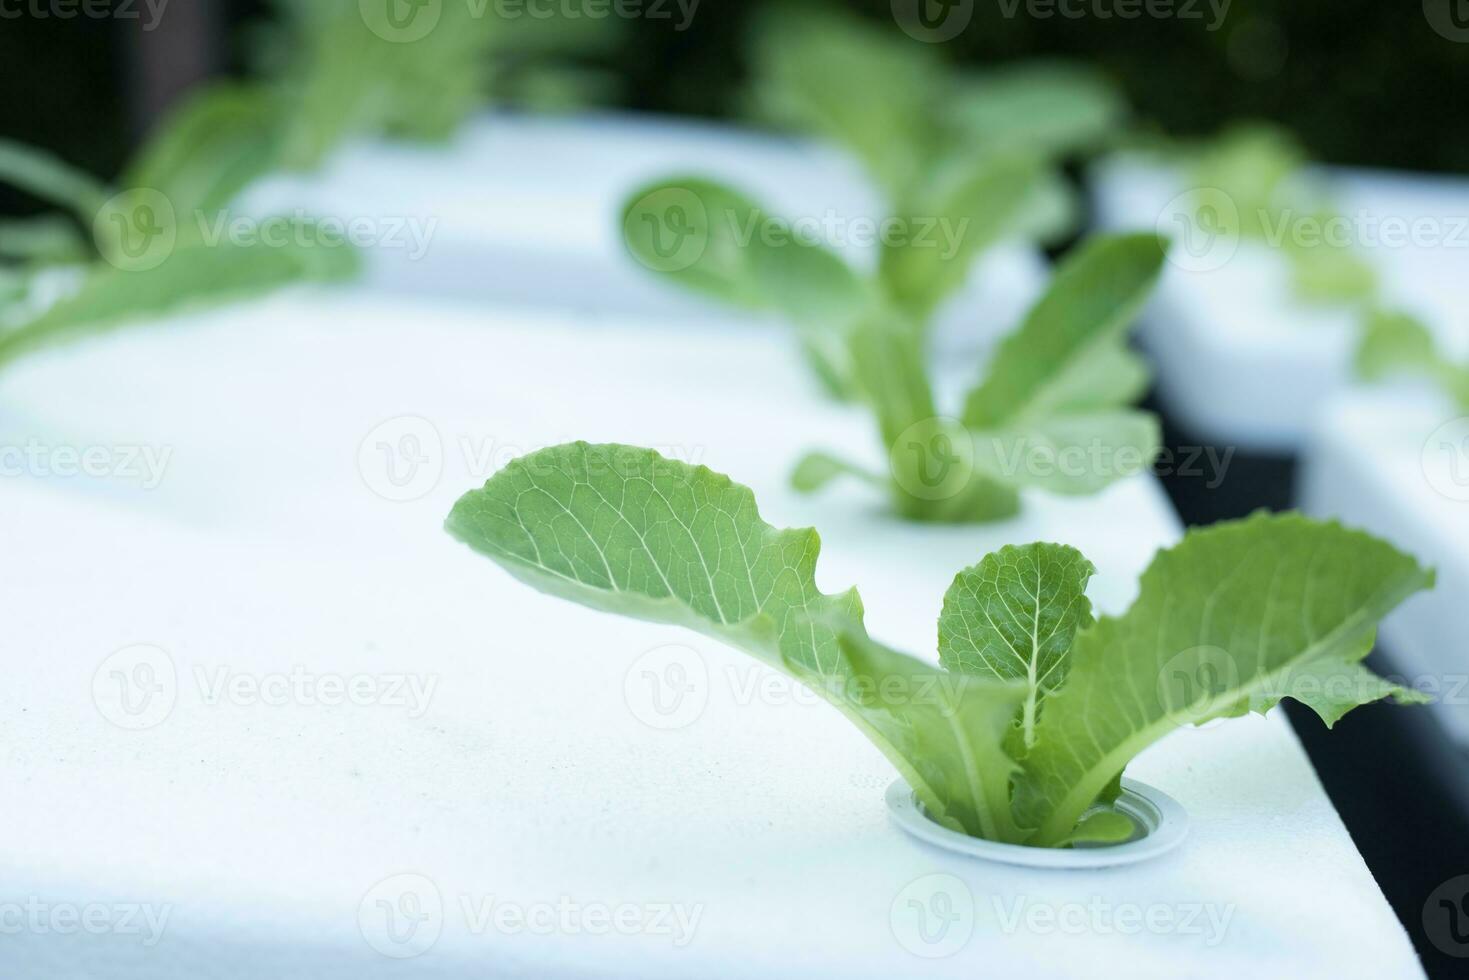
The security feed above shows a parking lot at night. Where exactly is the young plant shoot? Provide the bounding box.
[624,174,1166,522]
[794,233,1167,523]
[0,1,627,367]
[744,3,1122,248]
[1179,123,1376,305]
[1355,308,1469,409]
[447,443,1432,848]
[621,7,1126,397]
[263,0,626,170]
[0,85,358,367]
[622,156,1039,399]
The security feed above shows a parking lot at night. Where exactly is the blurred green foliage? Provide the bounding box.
[0,0,1464,212]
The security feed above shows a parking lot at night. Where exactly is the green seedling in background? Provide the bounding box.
[1182,123,1377,305]
[447,443,1432,847]
[1356,308,1469,409]
[624,184,1166,522]
[622,160,1039,399]
[261,0,626,170]
[0,0,630,364]
[793,234,1166,523]
[744,2,1124,259]
[0,84,358,368]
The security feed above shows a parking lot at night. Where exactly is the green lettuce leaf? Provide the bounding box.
[446,442,1027,839]
[1355,308,1469,409]
[957,233,1166,496]
[880,153,1039,320]
[848,315,1020,523]
[946,62,1125,161]
[938,543,1095,751]
[792,235,1165,521]
[962,233,1166,428]
[0,138,109,224]
[621,176,866,397]
[1014,512,1435,846]
[789,451,884,494]
[123,83,283,220]
[1186,122,1305,241]
[744,5,941,200]
[1357,309,1438,378]
[0,215,89,266]
[1286,236,1377,305]
[971,412,1161,496]
[0,235,358,367]
[447,452,1433,848]
[621,177,778,310]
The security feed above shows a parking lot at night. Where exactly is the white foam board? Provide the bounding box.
[1300,386,1469,747]
[241,112,1049,363]
[1092,156,1469,451]
[0,291,1420,978]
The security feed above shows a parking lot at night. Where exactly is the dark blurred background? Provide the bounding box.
[3,0,1466,195]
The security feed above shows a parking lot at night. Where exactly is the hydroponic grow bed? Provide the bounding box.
[0,290,1422,978]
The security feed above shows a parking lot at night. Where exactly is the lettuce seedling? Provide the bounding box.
[1179,123,1376,305]
[623,6,1125,374]
[743,4,1122,250]
[626,194,1166,522]
[262,0,627,170]
[447,443,1432,847]
[0,85,358,368]
[794,233,1166,522]
[1355,308,1469,409]
[623,153,1040,397]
